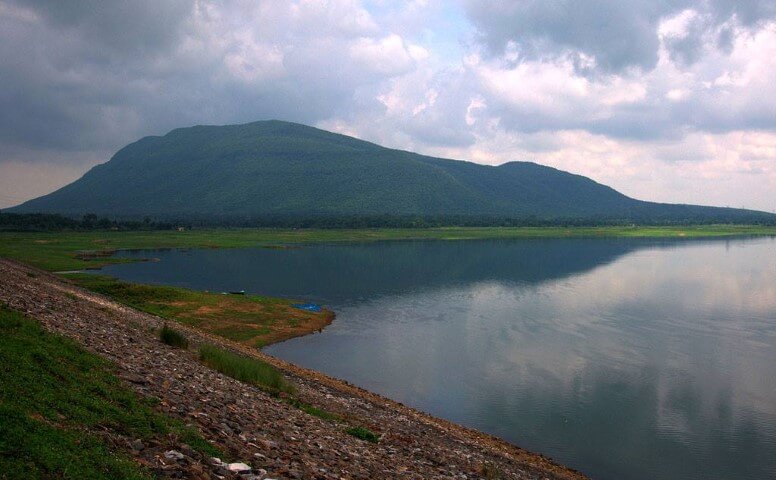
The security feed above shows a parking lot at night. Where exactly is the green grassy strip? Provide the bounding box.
[61,273,221,319]
[1,225,774,271]
[0,304,221,479]
[198,344,294,396]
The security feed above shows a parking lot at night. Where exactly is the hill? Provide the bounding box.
[10,120,774,223]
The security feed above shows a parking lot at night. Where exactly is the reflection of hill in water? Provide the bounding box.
[104,237,736,304]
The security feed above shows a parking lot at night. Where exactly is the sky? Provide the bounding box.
[1,0,774,211]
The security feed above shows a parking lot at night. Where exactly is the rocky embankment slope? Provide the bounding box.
[0,258,588,480]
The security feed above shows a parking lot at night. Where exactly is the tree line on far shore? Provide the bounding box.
[1,211,774,232]
[0,212,176,232]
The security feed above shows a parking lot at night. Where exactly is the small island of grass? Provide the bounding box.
[63,273,334,348]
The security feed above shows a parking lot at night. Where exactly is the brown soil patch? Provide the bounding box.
[191,305,221,315]
[74,249,116,260]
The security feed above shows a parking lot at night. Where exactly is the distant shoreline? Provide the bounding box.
[1,225,775,271]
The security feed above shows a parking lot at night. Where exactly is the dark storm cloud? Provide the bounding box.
[13,0,192,55]
[464,0,776,72]
[0,0,194,155]
[466,0,667,72]
[0,0,406,162]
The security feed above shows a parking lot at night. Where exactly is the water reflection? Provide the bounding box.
[104,237,776,480]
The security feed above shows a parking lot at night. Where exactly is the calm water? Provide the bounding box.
[102,237,776,480]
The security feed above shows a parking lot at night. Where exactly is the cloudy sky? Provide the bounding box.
[1,0,775,211]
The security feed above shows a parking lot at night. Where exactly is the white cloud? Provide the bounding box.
[658,9,701,38]
[0,0,774,212]
[349,34,419,75]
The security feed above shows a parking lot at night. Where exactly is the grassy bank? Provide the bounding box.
[1,225,774,271]
[64,274,334,348]
[0,303,220,479]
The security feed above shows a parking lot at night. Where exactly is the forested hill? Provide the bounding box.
[10,120,774,224]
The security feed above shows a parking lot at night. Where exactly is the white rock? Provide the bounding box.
[227,462,252,473]
[164,450,184,460]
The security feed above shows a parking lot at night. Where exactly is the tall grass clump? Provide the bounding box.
[159,324,189,349]
[198,344,293,395]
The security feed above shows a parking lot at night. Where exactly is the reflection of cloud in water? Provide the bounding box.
[282,238,776,479]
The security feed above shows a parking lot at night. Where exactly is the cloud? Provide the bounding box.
[349,34,423,75]
[463,0,776,73]
[13,0,193,55]
[458,16,776,140]
[0,0,774,212]
[0,0,428,158]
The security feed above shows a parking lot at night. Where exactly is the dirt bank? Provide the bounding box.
[0,258,589,480]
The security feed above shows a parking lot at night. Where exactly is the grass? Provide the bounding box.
[159,324,188,349]
[0,225,774,271]
[286,398,342,422]
[197,344,351,425]
[345,426,379,443]
[63,273,332,347]
[198,344,294,396]
[0,303,221,479]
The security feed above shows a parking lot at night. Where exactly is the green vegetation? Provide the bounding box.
[197,343,345,421]
[345,426,379,443]
[159,324,189,349]
[63,273,331,347]
[198,344,294,396]
[0,212,174,232]
[197,344,344,421]
[286,398,342,422]
[10,120,774,224]
[0,304,220,479]
[1,225,774,272]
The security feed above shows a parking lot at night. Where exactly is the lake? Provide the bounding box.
[101,236,776,480]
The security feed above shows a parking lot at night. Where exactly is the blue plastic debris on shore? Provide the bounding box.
[292,303,322,312]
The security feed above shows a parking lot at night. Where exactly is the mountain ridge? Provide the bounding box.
[10,120,774,223]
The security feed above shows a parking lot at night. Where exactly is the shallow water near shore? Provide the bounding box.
[102,236,776,480]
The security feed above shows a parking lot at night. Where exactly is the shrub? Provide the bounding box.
[198,344,293,395]
[159,324,189,349]
[479,463,503,480]
[345,426,379,443]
